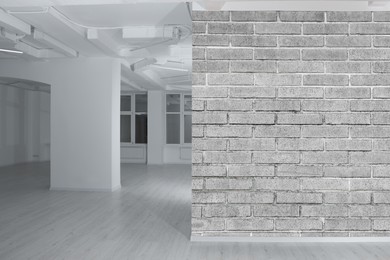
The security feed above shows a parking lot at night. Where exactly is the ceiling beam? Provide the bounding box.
[14,41,64,59]
[0,9,31,35]
[130,58,157,72]
[87,29,119,56]
[33,29,78,57]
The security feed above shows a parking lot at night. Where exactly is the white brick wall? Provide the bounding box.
[192,11,390,237]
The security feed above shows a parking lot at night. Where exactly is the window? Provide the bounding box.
[166,93,192,144]
[120,93,147,144]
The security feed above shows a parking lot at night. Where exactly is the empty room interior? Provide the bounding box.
[1,0,390,259]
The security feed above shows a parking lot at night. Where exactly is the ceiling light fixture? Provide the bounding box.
[0,48,23,54]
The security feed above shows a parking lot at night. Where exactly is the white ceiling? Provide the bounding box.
[0,2,192,91]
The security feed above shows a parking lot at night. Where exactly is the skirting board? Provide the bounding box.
[50,184,121,192]
[191,236,390,243]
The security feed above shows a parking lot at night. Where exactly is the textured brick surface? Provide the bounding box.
[192,11,390,238]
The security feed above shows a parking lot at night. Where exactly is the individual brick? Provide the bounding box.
[203,205,251,217]
[255,178,300,191]
[193,138,227,151]
[350,49,390,60]
[325,113,371,125]
[278,138,323,150]
[326,88,370,99]
[253,100,300,111]
[231,11,277,21]
[192,152,202,163]
[374,140,390,151]
[227,219,274,231]
[351,101,390,112]
[227,191,274,204]
[350,205,390,217]
[255,23,301,34]
[351,179,390,191]
[374,192,390,203]
[278,61,324,73]
[207,48,253,60]
[255,49,300,60]
[231,61,277,73]
[326,36,371,47]
[278,87,323,99]
[324,192,371,204]
[276,192,322,204]
[302,126,348,138]
[253,232,300,237]
[351,152,390,164]
[351,75,390,86]
[208,22,254,34]
[374,12,390,22]
[302,152,348,164]
[192,219,225,231]
[228,165,274,176]
[192,11,230,21]
[303,74,349,86]
[252,151,300,164]
[323,166,371,177]
[193,35,229,46]
[253,205,299,217]
[205,177,252,189]
[192,86,228,98]
[229,87,276,98]
[374,220,390,231]
[373,62,390,73]
[302,49,348,60]
[325,139,371,152]
[374,166,390,178]
[230,35,277,47]
[192,192,226,204]
[193,111,228,125]
[277,114,322,125]
[193,61,229,73]
[325,62,371,73]
[229,113,275,125]
[302,178,349,190]
[374,36,390,47]
[255,74,301,86]
[192,100,205,111]
[193,165,227,177]
[324,219,371,231]
[192,206,202,218]
[206,99,252,111]
[208,73,254,85]
[204,152,252,164]
[192,178,203,189]
[277,165,323,177]
[327,11,372,22]
[301,205,348,217]
[193,48,205,60]
[229,138,276,151]
[280,11,325,22]
[276,219,323,230]
[350,23,390,35]
[192,126,204,137]
[303,24,349,35]
[278,36,324,47]
[254,125,301,137]
[206,126,252,137]
[193,22,206,34]
[302,100,348,111]
[192,73,206,85]
[350,126,390,137]
[373,113,390,125]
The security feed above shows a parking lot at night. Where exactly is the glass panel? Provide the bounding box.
[120,115,131,143]
[135,94,147,112]
[166,114,180,144]
[184,95,192,112]
[120,96,131,111]
[184,115,192,143]
[136,114,147,144]
[166,94,180,112]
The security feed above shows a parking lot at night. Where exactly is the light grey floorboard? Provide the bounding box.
[0,162,390,259]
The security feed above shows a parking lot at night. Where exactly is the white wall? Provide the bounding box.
[0,57,121,191]
[0,85,50,167]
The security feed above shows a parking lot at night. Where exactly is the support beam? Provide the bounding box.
[87,29,120,56]
[130,58,157,72]
[15,42,64,59]
[33,29,78,57]
[0,9,31,35]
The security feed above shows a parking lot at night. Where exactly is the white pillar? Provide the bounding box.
[147,90,164,164]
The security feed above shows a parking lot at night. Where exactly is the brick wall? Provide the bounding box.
[192,11,390,237]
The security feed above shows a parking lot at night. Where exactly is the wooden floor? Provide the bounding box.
[0,162,390,260]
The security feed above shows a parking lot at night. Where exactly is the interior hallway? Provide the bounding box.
[1,163,390,260]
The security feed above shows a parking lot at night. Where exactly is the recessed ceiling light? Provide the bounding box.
[0,48,23,54]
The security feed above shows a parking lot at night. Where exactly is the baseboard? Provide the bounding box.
[191,236,390,243]
[50,184,121,192]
